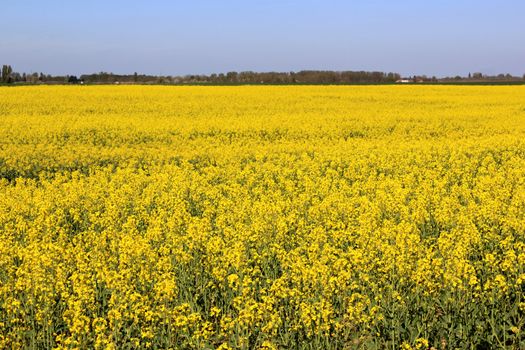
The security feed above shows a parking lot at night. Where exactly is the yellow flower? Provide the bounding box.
[1,85,525,348]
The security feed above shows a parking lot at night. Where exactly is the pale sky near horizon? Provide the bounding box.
[1,0,524,77]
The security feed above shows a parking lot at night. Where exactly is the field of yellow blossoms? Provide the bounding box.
[1,85,525,349]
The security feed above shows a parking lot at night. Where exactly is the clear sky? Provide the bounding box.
[1,0,524,77]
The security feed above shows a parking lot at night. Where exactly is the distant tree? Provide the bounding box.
[468,72,471,79]
[68,75,79,84]
[133,72,138,83]
[11,72,22,82]
[2,65,13,83]
[472,72,483,79]
[226,71,238,83]
[1,65,7,82]
[7,65,13,82]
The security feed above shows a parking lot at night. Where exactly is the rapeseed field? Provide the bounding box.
[1,85,525,349]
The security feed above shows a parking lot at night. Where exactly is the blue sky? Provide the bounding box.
[1,0,524,77]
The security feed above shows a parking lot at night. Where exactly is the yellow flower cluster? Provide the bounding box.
[1,85,525,348]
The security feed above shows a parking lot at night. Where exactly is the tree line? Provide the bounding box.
[1,66,402,84]
[81,70,403,84]
[1,65,69,84]
[2,64,524,85]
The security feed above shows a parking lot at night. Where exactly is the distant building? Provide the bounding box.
[396,79,411,83]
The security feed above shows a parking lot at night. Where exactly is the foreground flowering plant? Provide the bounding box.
[1,85,525,349]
